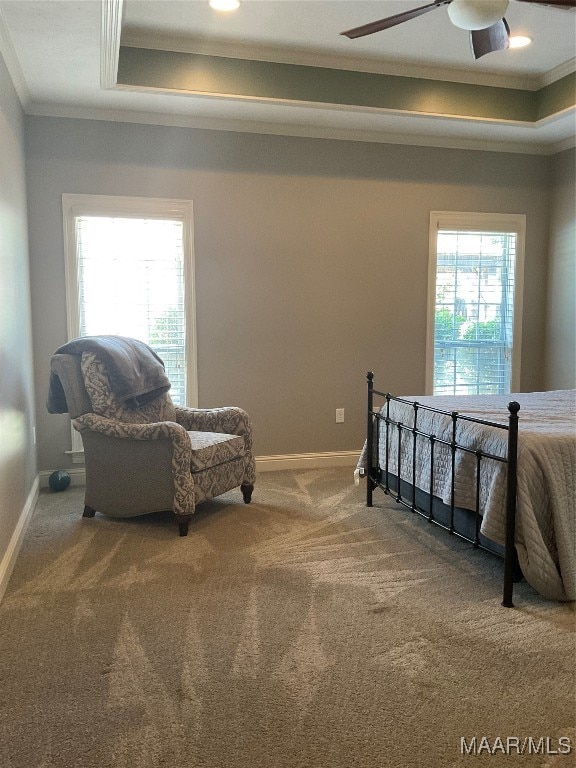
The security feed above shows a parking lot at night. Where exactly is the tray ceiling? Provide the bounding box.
[0,0,574,153]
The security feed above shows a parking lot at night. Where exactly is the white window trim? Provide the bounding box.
[426,211,526,396]
[62,193,198,459]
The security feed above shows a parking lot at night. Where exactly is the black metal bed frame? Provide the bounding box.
[364,372,521,607]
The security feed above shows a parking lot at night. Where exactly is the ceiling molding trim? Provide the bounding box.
[23,102,550,156]
[112,80,539,128]
[538,57,576,88]
[537,104,576,122]
[536,74,576,121]
[101,0,124,89]
[547,134,576,154]
[120,30,537,91]
[0,5,30,108]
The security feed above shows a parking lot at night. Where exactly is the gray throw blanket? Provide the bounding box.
[47,335,171,414]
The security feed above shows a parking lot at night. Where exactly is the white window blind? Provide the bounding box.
[427,213,525,396]
[76,215,187,403]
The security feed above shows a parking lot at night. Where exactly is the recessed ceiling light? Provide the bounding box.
[509,36,532,49]
[209,0,240,11]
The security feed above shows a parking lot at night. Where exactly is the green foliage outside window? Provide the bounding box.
[435,311,502,343]
[462,319,501,341]
[434,308,465,341]
[434,311,503,394]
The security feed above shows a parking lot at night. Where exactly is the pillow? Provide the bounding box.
[81,351,176,424]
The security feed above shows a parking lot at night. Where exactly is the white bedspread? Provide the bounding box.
[359,390,576,601]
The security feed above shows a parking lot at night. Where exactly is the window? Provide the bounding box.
[62,194,197,457]
[426,212,525,396]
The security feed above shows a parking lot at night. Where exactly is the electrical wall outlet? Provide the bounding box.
[335,408,345,423]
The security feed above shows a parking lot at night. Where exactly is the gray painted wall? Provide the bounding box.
[0,55,36,563]
[25,116,553,472]
[545,148,576,390]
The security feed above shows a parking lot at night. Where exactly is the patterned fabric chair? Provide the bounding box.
[50,350,255,536]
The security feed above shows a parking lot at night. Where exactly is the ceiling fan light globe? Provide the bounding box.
[447,0,509,30]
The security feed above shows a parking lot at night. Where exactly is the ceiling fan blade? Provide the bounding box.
[341,0,450,39]
[470,18,510,59]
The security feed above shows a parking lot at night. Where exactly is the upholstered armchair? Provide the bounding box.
[48,339,255,536]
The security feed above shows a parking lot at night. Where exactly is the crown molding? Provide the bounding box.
[121,30,539,92]
[536,105,576,153]
[547,133,576,154]
[101,0,124,89]
[0,5,30,108]
[24,101,554,156]
[537,57,576,88]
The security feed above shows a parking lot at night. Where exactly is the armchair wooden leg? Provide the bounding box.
[83,505,96,518]
[241,484,254,504]
[175,513,191,537]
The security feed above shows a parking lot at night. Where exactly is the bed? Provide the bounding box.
[357,373,576,606]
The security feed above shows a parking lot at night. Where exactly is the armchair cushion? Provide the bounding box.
[81,352,176,423]
[188,431,245,473]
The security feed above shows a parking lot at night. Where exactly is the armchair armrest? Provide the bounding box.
[75,413,190,446]
[74,413,194,517]
[175,406,255,486]
[174,407,253,446]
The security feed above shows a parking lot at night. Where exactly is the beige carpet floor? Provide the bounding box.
[0,468,574,768]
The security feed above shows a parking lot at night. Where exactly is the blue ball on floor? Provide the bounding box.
[49,470,71,492]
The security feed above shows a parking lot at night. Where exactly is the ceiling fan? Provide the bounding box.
[341,0,576,59]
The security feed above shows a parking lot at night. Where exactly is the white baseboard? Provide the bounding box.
[0,475,39,604]
[255,451,360,472]
[39,451,361,486]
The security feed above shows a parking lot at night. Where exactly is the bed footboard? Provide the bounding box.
[365,372,521,607]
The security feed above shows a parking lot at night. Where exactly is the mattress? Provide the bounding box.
[358,389,576,601]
